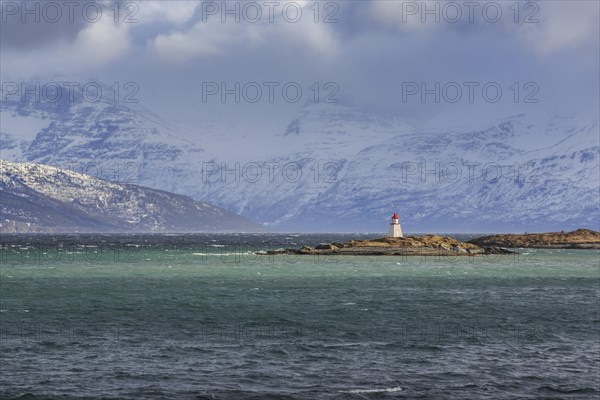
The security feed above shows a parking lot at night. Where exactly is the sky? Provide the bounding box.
[1,0,599,135]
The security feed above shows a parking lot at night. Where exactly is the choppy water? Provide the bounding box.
[1,234,599,399]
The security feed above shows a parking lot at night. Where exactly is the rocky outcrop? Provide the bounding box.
[468,229,600,249]
[262,235,514,257]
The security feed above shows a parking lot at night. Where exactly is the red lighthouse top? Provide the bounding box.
[392,213,399,219]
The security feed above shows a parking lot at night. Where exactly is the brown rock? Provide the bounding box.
[469,229,600,249]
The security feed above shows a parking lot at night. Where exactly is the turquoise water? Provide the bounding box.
[1,234,599,399]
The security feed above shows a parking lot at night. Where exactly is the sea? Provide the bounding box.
[0,233,598,399]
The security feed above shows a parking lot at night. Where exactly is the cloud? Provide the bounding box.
[151,19,262,61]
[150,3,339,63]
[1,19,132,78]
[368,0,599,57]
[73,18,132,63]
[369,0,445,32]
[276,13,339,55]
[523,1,599,56]
[0,0,597,127]
[135,0,200,25]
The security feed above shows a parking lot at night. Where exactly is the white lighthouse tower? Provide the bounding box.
[388,213,403,238]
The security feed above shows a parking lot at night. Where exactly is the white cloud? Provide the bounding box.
[134,1,199,25]
[369,1,451,32]
[1,19,132,79]
[522,1,599,56]
[73,19,132,63]
[152,20,263,61]
[150,4,339,63]
[369,0,599,56]
[275,12,339,55]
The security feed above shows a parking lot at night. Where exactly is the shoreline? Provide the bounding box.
[260,235,516,257]
[468,229,600,250]
[259,229,600,257]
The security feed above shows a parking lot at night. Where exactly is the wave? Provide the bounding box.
[192,252,256,256]
[538,385,599,394]
[341,386,403,394]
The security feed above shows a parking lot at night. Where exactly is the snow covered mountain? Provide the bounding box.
[0,161,262,233]
[289,115,600,232]
[1,85,213,197]
[192,105,599,232]
[1,88,598,232]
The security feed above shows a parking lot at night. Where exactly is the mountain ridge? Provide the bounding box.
[1,92,598,231]
[0,160,263,233]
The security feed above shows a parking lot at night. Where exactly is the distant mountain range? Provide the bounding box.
[1,85,598,232]
[0,161,262,233]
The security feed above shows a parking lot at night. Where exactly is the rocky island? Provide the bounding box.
[263,235,514,257]
[468,229,600,249]
[262,227,600,258]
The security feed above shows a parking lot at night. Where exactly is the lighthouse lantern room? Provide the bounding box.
[388,213,403,238]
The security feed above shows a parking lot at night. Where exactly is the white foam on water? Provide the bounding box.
[341,386,403,394]
[192,252,255,256]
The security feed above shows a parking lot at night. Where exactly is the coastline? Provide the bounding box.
[468,229,600,250]
[261,235,515,257]
[260,229,600,257]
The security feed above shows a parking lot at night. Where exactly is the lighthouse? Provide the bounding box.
[388,213,403,238]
